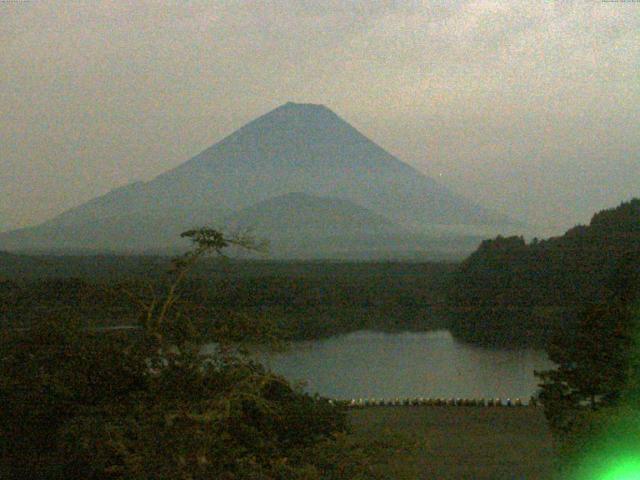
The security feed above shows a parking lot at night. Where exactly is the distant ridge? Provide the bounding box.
[220,192,424,258]
[223,192,401,236]
[0,102,512,256]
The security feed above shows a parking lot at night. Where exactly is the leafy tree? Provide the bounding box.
[536,300,634,435]
[0,228,373,479]
[536,303,640,478]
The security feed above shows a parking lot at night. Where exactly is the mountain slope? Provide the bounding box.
[447,198,640,347]
[156,102,510,227]
[0,102,511,254]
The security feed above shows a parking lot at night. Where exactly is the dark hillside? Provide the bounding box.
[448,199,640,347]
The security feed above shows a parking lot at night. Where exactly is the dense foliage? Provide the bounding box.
[536,300,636,434]
[448,199,640,347]
[0,261,453,340]
[534,302,640,478]
[0,229,374,479]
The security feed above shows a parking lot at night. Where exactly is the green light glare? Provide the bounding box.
[599,457,640,480]
[566,408,640,480]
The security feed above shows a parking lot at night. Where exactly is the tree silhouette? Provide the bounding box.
[536,300,633,434]
[0,228,371,479]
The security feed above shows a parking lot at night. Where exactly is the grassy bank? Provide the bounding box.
[348,406,556,479]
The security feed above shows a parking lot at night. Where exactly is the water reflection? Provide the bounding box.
[252,330,553,400]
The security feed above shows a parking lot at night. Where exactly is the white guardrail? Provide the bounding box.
[334,397,539,408]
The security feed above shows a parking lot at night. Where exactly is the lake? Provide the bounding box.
[253,330,554,401]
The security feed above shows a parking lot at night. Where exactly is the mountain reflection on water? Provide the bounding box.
[248,330,553,400]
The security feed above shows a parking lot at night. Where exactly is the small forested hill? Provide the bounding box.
[448,199,640,347]
[226,192,402,234]
[221,192,458,258]
[224,192,401,237]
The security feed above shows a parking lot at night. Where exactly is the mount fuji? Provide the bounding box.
[0,102,512,257]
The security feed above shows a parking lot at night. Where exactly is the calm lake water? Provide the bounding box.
[252,330,553,400]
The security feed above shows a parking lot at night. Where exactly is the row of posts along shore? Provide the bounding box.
[335,397,540,408]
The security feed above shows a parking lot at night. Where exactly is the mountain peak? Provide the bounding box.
[220,102,339,138]
[281,101,328,110]
[212,101,352,150]
[266,102,334,121]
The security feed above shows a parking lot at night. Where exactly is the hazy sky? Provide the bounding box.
[1,1,639,234]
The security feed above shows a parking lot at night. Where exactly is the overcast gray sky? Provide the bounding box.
[1,0,638,234]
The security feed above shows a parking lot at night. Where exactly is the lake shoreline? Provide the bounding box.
[248,330,553,401]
